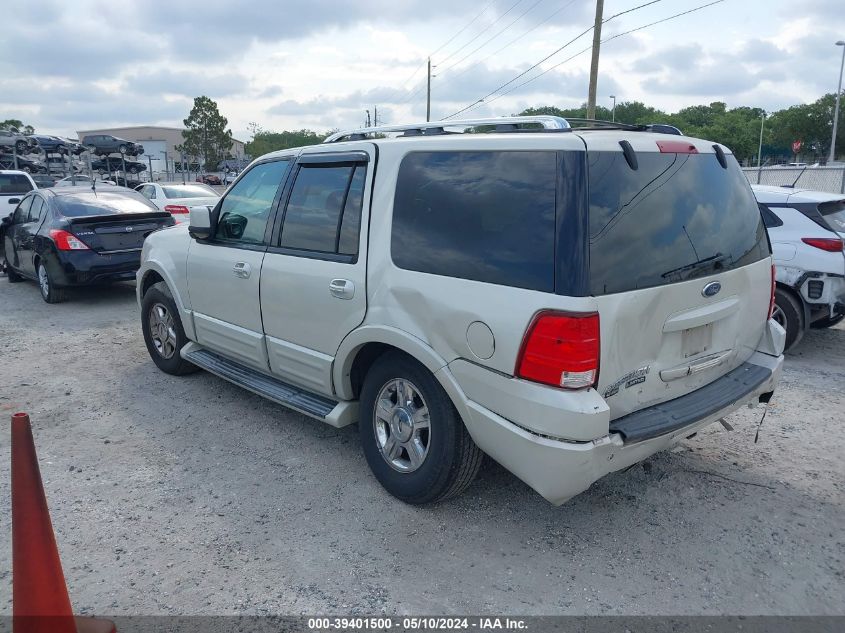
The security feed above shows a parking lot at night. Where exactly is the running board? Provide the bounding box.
[182,344,344,423]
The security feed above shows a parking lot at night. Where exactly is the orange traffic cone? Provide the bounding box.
[11,412,116,633]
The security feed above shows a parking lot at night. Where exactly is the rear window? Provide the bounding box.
[0,174,33,194]
[818,199,845,233]
[392,151,556,292]
[55,192,159,217]
[588,152,769,295]
[162,185,216,199]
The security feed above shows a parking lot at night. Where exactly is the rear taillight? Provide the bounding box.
[515,311,600,390]
[769,264,776,319]
[164,205,190,215]
[49,229,89,251]
[801,237,843,252]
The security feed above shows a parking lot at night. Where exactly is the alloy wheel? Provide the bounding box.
[148,303,177,359]
[373,378,431,473]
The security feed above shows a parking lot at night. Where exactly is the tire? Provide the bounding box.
[773,287,804,351]
[15,140,27,153]
[359,351,483,504]
[141,281,198,375]
[128,166,138,174]
[118,145,127,154]
[37,261,67,303]
[811,314,845,329]
[21,165,32,173]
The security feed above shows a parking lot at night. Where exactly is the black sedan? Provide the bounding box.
[3,188,174,302]
[91,156,147,175]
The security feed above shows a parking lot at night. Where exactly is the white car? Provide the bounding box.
[136,116,783,506]
[52,175,117,188]
[135,182,220,223]
[753,185,845,350]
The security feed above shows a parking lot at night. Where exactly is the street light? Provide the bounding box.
[830,40,845,163]
[609,95,617,122]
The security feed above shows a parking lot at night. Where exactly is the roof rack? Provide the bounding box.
[322,116,571,143]
[564,118,648,131]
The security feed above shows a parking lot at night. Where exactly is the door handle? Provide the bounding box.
[233,261,251,278]
[329,278,355,300]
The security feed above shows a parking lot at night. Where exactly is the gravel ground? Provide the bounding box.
[0,278,843,616]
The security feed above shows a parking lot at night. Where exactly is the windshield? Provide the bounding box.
[162,184,217,199]
[588,151,769,295]
[0,174,34,194]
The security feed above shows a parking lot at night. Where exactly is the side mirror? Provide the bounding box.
[188,205,214,240]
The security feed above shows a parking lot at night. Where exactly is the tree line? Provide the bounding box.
[520,93,844,164]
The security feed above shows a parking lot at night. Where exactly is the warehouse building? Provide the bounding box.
[75,125,246,174]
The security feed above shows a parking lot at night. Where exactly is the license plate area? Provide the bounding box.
[682,323,712,358]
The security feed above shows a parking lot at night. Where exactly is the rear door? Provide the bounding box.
[259,146,373,394]
[186,157,291,369]
[581,134,772,419]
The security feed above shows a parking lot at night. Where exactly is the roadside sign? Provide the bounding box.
[792,140,802,153]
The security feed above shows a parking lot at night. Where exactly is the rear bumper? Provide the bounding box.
[47,250,141,286]
[449,348,783,506]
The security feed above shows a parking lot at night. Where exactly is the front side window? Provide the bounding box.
[216,159,289,244]
[391,151,557,292]
[280,163,366,255]
[13,196,33,223]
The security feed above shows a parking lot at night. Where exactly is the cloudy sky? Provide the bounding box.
[1,0,842,141]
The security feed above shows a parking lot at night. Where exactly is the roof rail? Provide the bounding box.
[564,118,648,131]
[322,116,571,143]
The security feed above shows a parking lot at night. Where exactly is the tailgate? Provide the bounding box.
[68,212,173,253]
[594,259,771,419]
[581,132,773,419]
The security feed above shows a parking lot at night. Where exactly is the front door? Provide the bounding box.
[17,195,46,277]
[186,158,291,369]
[260,146,373,395]
[4,195,33,276]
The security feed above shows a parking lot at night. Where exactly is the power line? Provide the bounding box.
[436,0,546,77]
[435,0,580,96]
[443,0,666,119]
[397,0,498,90]
[436,0,526,68]
[456,0,726,117]
[431,0,498,58]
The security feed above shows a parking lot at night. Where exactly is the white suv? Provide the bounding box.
[136,117,784,505]
[752,185,845,350]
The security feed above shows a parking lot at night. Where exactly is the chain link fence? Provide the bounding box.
[742,166,845,194]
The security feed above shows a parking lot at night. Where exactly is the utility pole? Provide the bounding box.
[609,95,616,122]
[829,40,845,163]
[426,57,431,122]
[586,0,605,120]
[366,110,371,127]
[757,112,766,184]
[374,106,378,127]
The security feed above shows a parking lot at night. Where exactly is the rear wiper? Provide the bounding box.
[661,253,728,279]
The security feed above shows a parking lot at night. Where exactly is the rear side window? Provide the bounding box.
[279,163,366,257]
[759,204,783,228]
[0,174,33,194]
[392,151,556,292]
[819,199,845,233]
[28,197,45,222]
[588,152,769,295]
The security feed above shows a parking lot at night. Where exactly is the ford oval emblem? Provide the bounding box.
[702,281,721,297]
